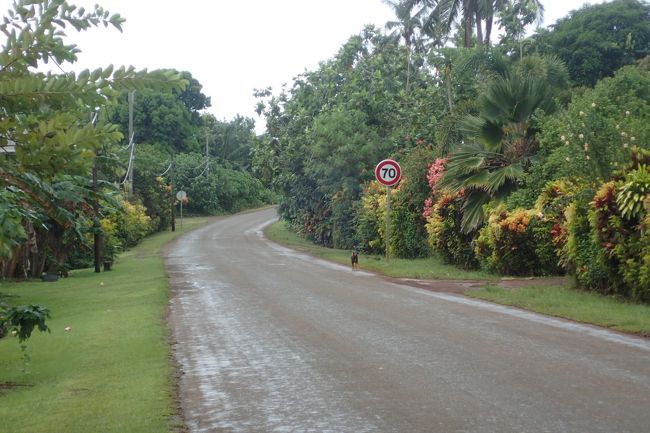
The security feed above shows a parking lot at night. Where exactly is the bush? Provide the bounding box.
[111,200,152,248]
[562,171,650,302]
[475,201,561,275]
[389,182,430,258]
[355,181,386,254]
[425,192,479,270]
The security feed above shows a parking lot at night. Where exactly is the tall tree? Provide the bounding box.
[108,70,209,153]
[0,0,184,277]
[384,0,425,92]
[532,0,650,87]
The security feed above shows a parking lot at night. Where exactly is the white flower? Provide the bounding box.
[560,135,566,141]
[616,124,620,129]
[625,110,630,116]
[623,143,629,148]
[621,132,627,137]
[578,133,584,139]
[591,102,596,108]
[586,155,590,160]
[565,141,570,146]
[579,110,585,116]
[631,136,636,141]
[565,157,571,162]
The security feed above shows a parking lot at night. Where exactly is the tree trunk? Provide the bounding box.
[444,63,454,112]
[485,12,494,45]
[475,10,483,45]
[463,0,474,48]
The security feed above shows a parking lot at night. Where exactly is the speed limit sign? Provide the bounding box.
[375,159,401,187]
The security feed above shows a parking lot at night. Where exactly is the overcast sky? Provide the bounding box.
[2,0,607,132]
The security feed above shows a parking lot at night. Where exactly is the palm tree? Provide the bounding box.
[383,0,426,93]
[439,70,555,231]
[411,0,543,48]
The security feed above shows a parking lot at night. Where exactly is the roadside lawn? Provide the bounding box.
[265,220,496,281]
[0,217,210,433]
[265,220,650,337]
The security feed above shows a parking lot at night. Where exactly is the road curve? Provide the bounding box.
[165,207,650,433]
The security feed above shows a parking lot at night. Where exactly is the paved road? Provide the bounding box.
[166,208,650,433]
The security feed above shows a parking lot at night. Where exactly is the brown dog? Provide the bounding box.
[351,251,359,270]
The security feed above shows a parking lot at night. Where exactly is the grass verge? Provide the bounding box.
[265,220,495,280]
[469,285,650,336]
[0,217,211,433]
[266,220,650,337]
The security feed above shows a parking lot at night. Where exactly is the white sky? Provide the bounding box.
[2,0,607,132]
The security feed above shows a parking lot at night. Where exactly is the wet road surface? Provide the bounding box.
[165,208,650,433]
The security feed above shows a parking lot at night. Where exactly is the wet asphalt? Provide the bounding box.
[165,207,650,433]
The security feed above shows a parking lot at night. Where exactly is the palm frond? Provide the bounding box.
[460,189,492,233]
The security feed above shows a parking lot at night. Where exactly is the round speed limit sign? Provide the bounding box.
[375,159,401,187]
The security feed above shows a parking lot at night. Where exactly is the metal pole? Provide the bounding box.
[386,186,391,260]
[205,128,209,175]
[127,91,134,197]
[180,199,183,229]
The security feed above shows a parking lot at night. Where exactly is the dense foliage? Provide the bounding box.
[252,0,650,303]
[532,0,650,87]
[0,1,272,280]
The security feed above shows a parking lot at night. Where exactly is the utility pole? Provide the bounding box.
[91,111,101,273]
[171,152,176,232]
[92,160,101,273]
[127,91,135,197]
[205,128,210,175]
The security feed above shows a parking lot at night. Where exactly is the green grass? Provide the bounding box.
[267,220,650,336]
[469,285,650,336]
[0,217,211,433]
[265,220,496,280]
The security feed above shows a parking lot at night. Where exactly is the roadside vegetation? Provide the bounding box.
[470,285,650,336]
[266,219,495,280]
[267,220,650,336]
[254,0,650,306]
[0,218,209,433]
[1,0,649,431]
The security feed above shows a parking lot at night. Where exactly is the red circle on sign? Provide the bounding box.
[375,159,401,187]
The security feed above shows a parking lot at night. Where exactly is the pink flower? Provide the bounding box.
[426,158,447,191]
[422,197,433,219]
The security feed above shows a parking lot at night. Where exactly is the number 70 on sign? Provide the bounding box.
[375,159,401,187]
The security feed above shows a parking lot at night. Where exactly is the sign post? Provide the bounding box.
[375,159,401,260]
[176,190,187,229]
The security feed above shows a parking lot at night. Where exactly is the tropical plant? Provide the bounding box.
[425,191,480,269]
[440,66,556,232]
[0,0,185,277]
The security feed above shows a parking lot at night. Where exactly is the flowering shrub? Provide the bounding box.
[534,179,583,269]
[426,158,448,191]
[422,158,447,220]
[563,197,610,292]
[475,207,560,276]
[425,192,479,269]
[563,171,650,302]
[355,181,386,254]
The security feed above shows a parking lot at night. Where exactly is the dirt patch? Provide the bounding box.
[0,382,33,391]
[388,275,572,295]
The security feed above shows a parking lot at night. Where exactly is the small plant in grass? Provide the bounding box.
[0,304,51,373]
